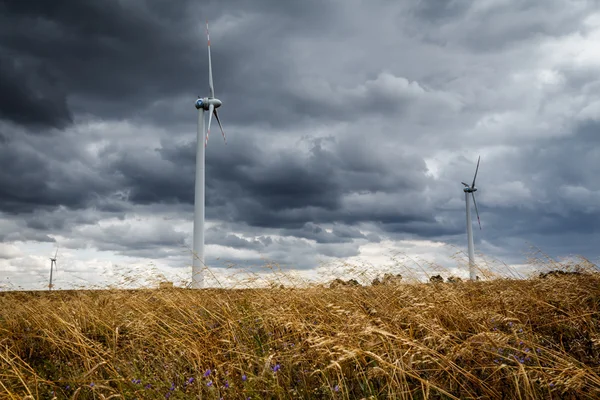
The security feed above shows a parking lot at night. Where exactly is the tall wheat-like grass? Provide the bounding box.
[1,257,599,399]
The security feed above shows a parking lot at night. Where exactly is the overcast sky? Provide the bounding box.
[1,0,600,290]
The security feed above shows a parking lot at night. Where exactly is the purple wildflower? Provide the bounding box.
[145,384,152,389]
[169,382,175,391]
[224,380,230,388]
[204,369,211,377]
[334,384,340,392]
[187,377,195,385]
[272,363,281,372]
[90,383,95,388]
[242,374,247,382]
[207,380,213,387]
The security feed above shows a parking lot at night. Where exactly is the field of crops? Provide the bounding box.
[1,269,599,399]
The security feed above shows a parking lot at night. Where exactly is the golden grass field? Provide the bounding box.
[1,258,600,399]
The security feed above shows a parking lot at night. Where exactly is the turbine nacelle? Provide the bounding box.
[195,97,222,111]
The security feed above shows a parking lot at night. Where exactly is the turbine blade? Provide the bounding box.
[213,109,226,144]
[471,155,480,188]
[461,182,470,187]
[54,248,59,259]
[471,192,481,230]
[206,103,214,147]
[206,20,214,98]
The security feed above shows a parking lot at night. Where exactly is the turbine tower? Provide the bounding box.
[461,156,481,281]
[48,248,58,290]
[192,21,227,289]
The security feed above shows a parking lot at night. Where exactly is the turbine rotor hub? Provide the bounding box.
[195,97,222,110]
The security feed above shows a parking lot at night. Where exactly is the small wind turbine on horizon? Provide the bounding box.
[461,156,481,281]
[192,21,227,289]
[48,248,58,290]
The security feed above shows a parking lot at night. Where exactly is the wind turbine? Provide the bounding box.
[48,248,58,290]
[192,21,227,289]
[461,156,481,281]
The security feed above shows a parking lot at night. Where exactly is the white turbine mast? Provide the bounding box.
[192,21,227,289]
[461,156,481,281]
[48,247,58,290]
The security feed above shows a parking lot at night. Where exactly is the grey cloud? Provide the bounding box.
[0,128,122,214]
[206,226,266,250]
[76,220,187,254]
[406,0,595,51]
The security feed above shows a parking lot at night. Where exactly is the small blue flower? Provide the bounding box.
[242,374,247,382]
[187,377,195,385]
[334,384,340,392]
[272,364,281,372]
[169,382,175,391]
[224,380,230,388]
[204,369,211,377]
[207,380,213,387]
[90,383,95,388]
[145,383,152,389]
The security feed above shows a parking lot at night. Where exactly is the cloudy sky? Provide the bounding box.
[1,0,600,289]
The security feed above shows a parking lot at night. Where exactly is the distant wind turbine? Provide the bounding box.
[192,21,227,289]
[461,156,481,281]
[48,248,58,290]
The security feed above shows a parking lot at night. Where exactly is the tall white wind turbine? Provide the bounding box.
[48,248,58,290]
[461,156,481,281]
[192,21,227,289]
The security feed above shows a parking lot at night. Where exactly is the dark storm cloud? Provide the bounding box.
[0,128,119,214]
[149,133,437,233]
[0,0,338,129]
[0,52,72,128]
[0,0,197,124]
